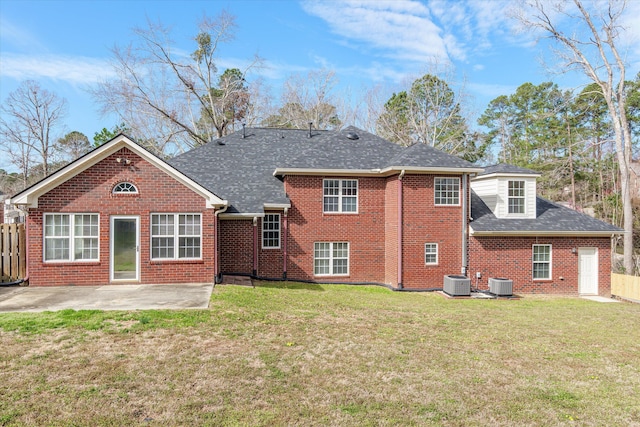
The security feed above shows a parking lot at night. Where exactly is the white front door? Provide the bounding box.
[578,247,598,295]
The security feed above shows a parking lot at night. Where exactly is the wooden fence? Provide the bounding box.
[611,273,640,302]
[0,223,26,282]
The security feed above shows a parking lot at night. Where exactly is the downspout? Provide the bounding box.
[214,205,228,284]
[397,170,405,289]
[461,173,468,276]
[283,207,288,280]
[253,216,258,277]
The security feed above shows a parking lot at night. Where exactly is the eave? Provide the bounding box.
[273,165,484,177]
[469,227,621,237]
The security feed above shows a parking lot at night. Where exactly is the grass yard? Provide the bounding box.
[1,282,639,426]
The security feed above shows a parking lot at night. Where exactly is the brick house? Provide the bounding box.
[9,127,622,295]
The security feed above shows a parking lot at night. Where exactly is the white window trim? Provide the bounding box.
[43,213,100,262]
[314,242,350,276]
[425,243,438,265]
[532,244,552,280]
[323,179,359,214]
[507,180,526,215]
[112,182,138,194]
[262,213,281,249]
[150,213,202,261]
[434,177,461,206]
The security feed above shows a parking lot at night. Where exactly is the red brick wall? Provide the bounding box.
[284,175,387,283]
[218,214,285,278]
[401,175,466,289]
[384,177,399,285]
[219,220,254,274]
[281,174,466,288]
[469,236,612,296]
[27,148,216,286]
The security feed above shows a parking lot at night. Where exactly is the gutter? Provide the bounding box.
[397,170,405,289]
[283,207,288,279]
[253,216,258,276]
[461,173,468,275]
[214,204,229,284]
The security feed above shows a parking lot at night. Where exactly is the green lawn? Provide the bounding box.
[1,282,639,426]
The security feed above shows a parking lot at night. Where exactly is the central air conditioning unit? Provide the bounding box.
[489,278,513,296]
[443,275,471,296]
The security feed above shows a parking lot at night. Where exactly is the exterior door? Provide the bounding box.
[111,216,139,281]
[578,247,598,295]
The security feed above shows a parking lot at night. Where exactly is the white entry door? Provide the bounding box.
[578,247,598,295]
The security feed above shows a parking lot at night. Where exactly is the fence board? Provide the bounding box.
[0,223,26,282]
[611,273,640,302]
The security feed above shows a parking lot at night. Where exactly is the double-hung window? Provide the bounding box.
[314,242,349,276]
[508,180,525,214]
[151,214,201,260]
[533,244,551,280]
[44,214,99,261]
[434,177,460,205]
[425,243,438,265]
[323,179,358,213]
[262,213,280,249]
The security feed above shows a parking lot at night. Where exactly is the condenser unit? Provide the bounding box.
[489,278,513,296]
[443,275,471,296]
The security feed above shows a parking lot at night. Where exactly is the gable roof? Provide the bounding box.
[10,134,227,209]
[169,126,482,215]
[470,190,622,236]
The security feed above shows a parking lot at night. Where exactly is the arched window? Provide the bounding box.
[113,182,138,194]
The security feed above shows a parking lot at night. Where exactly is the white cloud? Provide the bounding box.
[0,53,114,85]
[301,0,450,63]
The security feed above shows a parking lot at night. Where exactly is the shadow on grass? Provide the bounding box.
[254,281,325,292]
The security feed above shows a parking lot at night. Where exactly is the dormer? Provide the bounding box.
[470,164,541,219]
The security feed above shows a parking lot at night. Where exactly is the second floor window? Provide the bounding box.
[434,177,460,206]
[323,179,358,213]
[508,180,525,214]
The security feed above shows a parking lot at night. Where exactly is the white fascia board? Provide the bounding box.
[273,168,380,177]
[263,203,291,210]
[469,227,621,237]
[472,172,541,181]
[9,135,227,209]
[219,212,265,219]
[380,166,484,176]
[273,166,484,177]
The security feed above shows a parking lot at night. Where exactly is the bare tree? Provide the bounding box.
[516,0,636,273]
[0,80,68,187]
[264,69,342,130]
[92,11,261,156]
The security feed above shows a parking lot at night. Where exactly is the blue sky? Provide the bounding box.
[1,0,639,172]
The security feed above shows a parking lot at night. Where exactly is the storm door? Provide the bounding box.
[111,216,139,281]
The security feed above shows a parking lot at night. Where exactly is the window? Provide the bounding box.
[314,242,349,276]
[323,179,358,213]
[44,214,99,261]
[508,180,525,214]
[113,182,138,194]
[151,214,201,260]
[425,243,438,265]
[533,244,551,280]
[262,214,280,249]
[434,177,460,205]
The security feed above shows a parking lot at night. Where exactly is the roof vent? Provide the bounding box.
[346,132,359,140]
[216,139,225,146]
[308,122,313,138]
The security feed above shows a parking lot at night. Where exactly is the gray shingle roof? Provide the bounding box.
[470,191,622,234]
[169,126,478,214]
[477,163,540,176]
